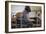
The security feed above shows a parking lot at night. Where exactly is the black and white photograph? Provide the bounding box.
[5,1,45,32]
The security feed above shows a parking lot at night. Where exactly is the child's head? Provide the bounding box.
[25,6,31,12]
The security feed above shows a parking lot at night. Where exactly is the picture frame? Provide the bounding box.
[5,1,45,33]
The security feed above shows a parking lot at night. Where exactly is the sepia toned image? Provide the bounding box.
[11,5,41,28]
[5,1,45,32]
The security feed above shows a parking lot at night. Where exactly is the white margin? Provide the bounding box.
[8,2,44,32]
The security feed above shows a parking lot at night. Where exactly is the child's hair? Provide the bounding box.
[25,6,31,12]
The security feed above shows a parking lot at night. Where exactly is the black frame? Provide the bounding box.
[5,1,45,33]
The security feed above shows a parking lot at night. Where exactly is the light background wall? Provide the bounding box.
[11,5,41,16]
[0,0,46,34]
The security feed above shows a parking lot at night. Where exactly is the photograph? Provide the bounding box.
[5,1,45,33]
[11,5,41,28]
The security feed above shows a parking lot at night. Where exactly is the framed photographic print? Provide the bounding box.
[5,1,45,33]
